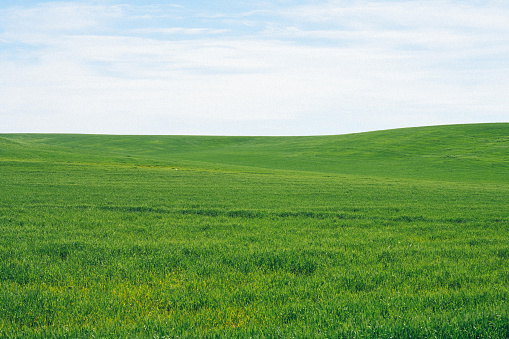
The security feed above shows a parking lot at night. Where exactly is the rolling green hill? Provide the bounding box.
[1,123,508,338]
[2,123,508,182]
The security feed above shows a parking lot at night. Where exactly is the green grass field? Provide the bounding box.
[1,123,508,338]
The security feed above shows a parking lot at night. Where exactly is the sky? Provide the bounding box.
[1,0,508,136]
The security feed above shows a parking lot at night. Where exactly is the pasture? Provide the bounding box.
[0,123,508,337]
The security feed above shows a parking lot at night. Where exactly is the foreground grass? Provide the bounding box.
[0,124,508,337]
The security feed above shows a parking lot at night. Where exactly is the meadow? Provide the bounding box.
[0,123,508,338]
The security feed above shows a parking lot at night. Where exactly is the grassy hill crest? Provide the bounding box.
[1,123,508,182]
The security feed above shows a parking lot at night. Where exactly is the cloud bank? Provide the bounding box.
[1,1,508,135]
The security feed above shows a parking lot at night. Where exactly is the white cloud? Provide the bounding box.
[131,27,230,35]
[1,2,123,34]
[279,1,509,30]
[1,1,508,135]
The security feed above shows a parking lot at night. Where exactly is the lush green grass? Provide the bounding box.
[0,123,508,338]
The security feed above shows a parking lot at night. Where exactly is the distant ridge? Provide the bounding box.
[1,123,508,182]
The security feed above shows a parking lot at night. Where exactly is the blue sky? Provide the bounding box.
[1,1,508,135]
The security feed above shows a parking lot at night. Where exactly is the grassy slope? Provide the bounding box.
[2,123,508,181]
[0,123,508,338]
